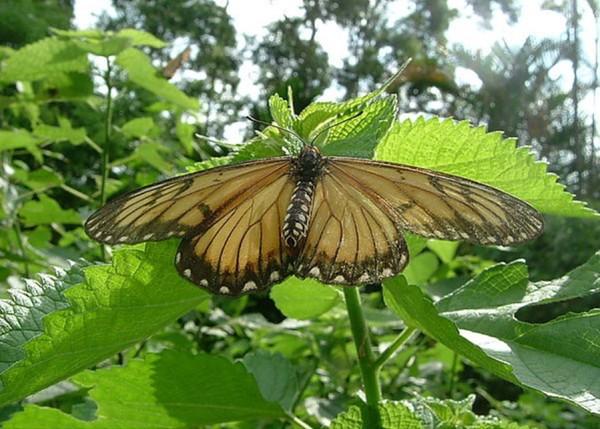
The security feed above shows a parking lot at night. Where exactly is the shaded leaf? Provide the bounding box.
[19,195,80,226]
[270,276,341,320]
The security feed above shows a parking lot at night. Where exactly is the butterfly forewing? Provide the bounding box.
[85,158,290,245]
[296,167,409,285]
[176,170,295,295]
[328,158,543,245]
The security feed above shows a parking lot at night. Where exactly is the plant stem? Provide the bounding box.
[343,287,381,427]
[373,326,418,370]
[13,221,29,277]
[99,58,114,260]
[286,412,314,429]
[100,57,114,207]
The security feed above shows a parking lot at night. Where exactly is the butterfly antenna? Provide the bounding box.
[309,110,364,145]
[246,116,304,144]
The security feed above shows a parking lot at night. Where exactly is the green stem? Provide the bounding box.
[99,58,114,260]
[373,326,418,370]
[343,287,381,427]
[13,221,29,277]
[286,412,314,429]
[100,57,114,207]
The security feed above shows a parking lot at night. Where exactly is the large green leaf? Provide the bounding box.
[376,117,597,218]
[0,37,89,83]
[4,350,283,428]
[116,48,198,111]
[0,242,208,406]
[384,251,600,414]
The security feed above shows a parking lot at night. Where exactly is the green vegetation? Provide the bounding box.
[1,1,599,428]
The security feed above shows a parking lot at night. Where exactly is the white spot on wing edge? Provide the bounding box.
[358,273,370,283]
[118,236,129,243]
[175,252,182,264]
[242,281,257,292]
[183,268,192,278]
[309,266,321,276]
[219,286,230,294]
[269,271,280,282]
[332,275,345,283]
[382,268,393,277]
[199,279,208,287]
[143,233,154,240]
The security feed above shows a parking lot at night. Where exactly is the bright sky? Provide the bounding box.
[74,0,598,138]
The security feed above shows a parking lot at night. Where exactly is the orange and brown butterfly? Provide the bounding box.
[85,117,543,296]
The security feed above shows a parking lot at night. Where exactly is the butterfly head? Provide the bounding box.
[297,145,324,177]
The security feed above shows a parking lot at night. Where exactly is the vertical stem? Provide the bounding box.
[100,57,114,207]
[13,221,29,277]
[343,287,381,427]
[99,58,114,260]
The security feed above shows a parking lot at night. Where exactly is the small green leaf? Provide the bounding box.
[376,117,597,218]
[19,194,81,226]
[403,252,439,286]
[330,401,424,429]
[0,37,89,82]
[5,350,283,428]
[0,130,41,151]
[270,276,341,320]
[33,118,86,145]
[243,350,300,412]
[269,94,295,128]
[121,117,156,138]
[427,240,459,264]
[116,48,198,111]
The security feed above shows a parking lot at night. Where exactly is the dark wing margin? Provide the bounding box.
[295,167,409,286]
[327,157,544,245]
[176,172,295,296]
[84,157,291,245]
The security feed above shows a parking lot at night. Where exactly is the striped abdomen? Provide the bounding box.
[283,178,316,248]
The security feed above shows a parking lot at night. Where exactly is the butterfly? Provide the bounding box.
[85,120,544,296]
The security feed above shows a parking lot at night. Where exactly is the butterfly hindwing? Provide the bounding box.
[84,158,290,245]
[296,168,409,285]
[176,172,296,295]
[327,158,544,245]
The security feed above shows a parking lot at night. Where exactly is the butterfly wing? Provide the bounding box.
[176,170,295,295]
[85,158,290,245]
[326,157,544,245]
[295,168,409,285]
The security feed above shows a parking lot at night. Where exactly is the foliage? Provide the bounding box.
[0,5,599,429]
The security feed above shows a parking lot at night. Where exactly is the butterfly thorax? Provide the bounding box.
[283,146,324,248]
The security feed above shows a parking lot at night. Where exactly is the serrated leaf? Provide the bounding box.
[376,117,597,218]
[330,401,424,429]
[270,276,341,320]
[5,350,283,428]
[116,48,198,111]
[52,28,165,56]
[0,242,209,406]
[269,94,295,128]
[19,194,81,226]
[384,251,600,414]
[243,350,300,412]
[0,37,89,82]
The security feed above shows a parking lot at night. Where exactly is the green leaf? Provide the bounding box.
[376,117,597,218]
[52,28,165,56]
[270,276,341,320]
[402,252,439,286]
[120,117,156,138]
[269,94,295,128]
[0,37,89,82]
[0,242,209,406]
[232,137,287,162]
[318,96,397,158]
[0,130,41,151]
[427,240,459,264]
[33,118,87,145]
[116,48,198,111]
[330,402,424,429]
[13,167,63,191]
[19,194,81,226]
[385,251,600,414]
[4,350,283,428]
[243,350,299,412]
